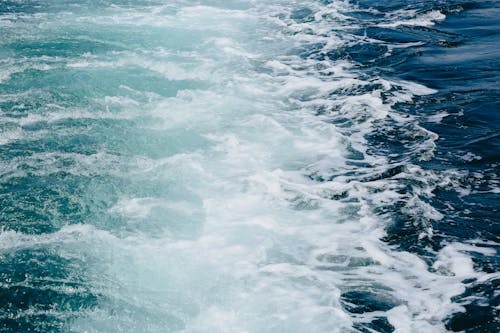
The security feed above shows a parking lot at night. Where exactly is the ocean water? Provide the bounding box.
[0,0,498,332]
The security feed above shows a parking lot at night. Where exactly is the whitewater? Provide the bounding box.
[0,1,498,332]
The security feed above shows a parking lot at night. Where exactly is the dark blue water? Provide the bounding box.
[353,1,500,331]
[0,1,499,332]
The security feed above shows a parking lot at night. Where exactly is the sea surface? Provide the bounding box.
[0,1,498,332]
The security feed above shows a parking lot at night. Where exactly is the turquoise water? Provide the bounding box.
[1,1,498,332]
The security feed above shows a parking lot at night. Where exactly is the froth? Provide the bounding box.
[0,0,485,332]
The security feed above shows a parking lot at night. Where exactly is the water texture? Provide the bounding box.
[0,1,498,332]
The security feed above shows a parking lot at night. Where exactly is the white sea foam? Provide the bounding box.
[379,10,446,28]
[0,1,488,332]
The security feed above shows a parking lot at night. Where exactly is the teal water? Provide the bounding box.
[1,1,498,332]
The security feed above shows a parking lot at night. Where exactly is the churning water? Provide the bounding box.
[0,1,498,332]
